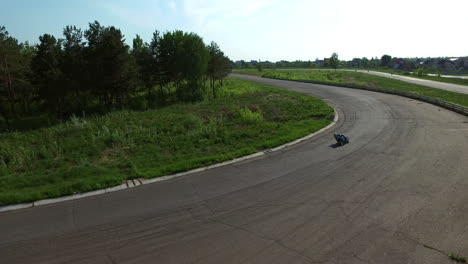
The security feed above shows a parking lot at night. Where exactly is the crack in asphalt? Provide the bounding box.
[351,253,372,264]
[237,242,281,264]
[71,201,78,230]
[106,254,117,264]
[213,218,318,264]
[183,196,447,264]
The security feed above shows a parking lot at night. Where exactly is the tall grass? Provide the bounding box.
[239,107,264,124]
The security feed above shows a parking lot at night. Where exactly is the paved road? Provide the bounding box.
[426,73,468,80]
[343,69,468,94]
[1,75,468,263]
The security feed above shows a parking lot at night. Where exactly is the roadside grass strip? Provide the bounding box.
[0,78,333,205]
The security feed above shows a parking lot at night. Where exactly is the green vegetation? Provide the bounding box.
[0,22,231,128]
[380,54,392,67]
[0,78,333,205]
[449,253,467,263]
[233,54,468,87]
[236,67,468,87]
[233,69,263,76]
[329,53,339,71]
[236,69,468,107]
[424,244,467,263]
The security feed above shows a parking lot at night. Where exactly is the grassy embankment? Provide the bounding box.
[0,78,333,205]
[235,69,468,107]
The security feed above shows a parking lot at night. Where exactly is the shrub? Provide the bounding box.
[68,114,88,128]
[182,115,203,130]
[415,68,427,77]
[239,107,264,124]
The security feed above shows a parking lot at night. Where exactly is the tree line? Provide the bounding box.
[0,21,231,126]
[233,54,409,71]
[233,60,315,70]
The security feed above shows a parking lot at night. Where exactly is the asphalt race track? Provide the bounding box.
[342,69,468,95]
[1,74,468,264]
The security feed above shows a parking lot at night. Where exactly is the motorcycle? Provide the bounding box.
[334,134,349,146]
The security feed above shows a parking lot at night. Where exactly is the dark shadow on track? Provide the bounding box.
[329,143,349,149]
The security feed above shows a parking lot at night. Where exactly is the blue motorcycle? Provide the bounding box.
[334,133,349,146]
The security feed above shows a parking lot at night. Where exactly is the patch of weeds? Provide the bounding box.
[424,244,467,263]
[239,107,264,124]
[68,114,88,128]
[449,253,467,263]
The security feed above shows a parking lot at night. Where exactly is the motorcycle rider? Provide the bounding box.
[334,133,348,144]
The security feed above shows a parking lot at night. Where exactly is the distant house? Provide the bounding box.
[314,58,324,66]
[391,58,405,69]
[454,57,468,69]
[389,58,414,71]
[321,58,330,67]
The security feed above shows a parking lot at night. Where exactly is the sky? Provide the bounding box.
[2,0,467,61]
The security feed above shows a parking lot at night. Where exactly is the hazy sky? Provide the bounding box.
[2,0,467,61]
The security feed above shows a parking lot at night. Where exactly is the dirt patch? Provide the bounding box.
[310,114,327,120]
[248,104,261,112]
[98,145,128,164]
[263,93,282,101]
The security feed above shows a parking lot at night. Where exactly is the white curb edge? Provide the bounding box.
[0,110,338,213]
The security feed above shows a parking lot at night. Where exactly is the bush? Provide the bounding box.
[239,107,264,124]
[415,68,427,77]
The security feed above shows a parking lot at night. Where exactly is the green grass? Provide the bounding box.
[449,253,468,263]
[236,69,468,107]
[0,78,333,205]
[0,115,54,132]
[233,69,263,76]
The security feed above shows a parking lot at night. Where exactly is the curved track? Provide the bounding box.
[1,75,468,263]
[343,69,468,94]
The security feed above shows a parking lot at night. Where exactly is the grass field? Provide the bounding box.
[235,69,468,107]
[0,78,333,205]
